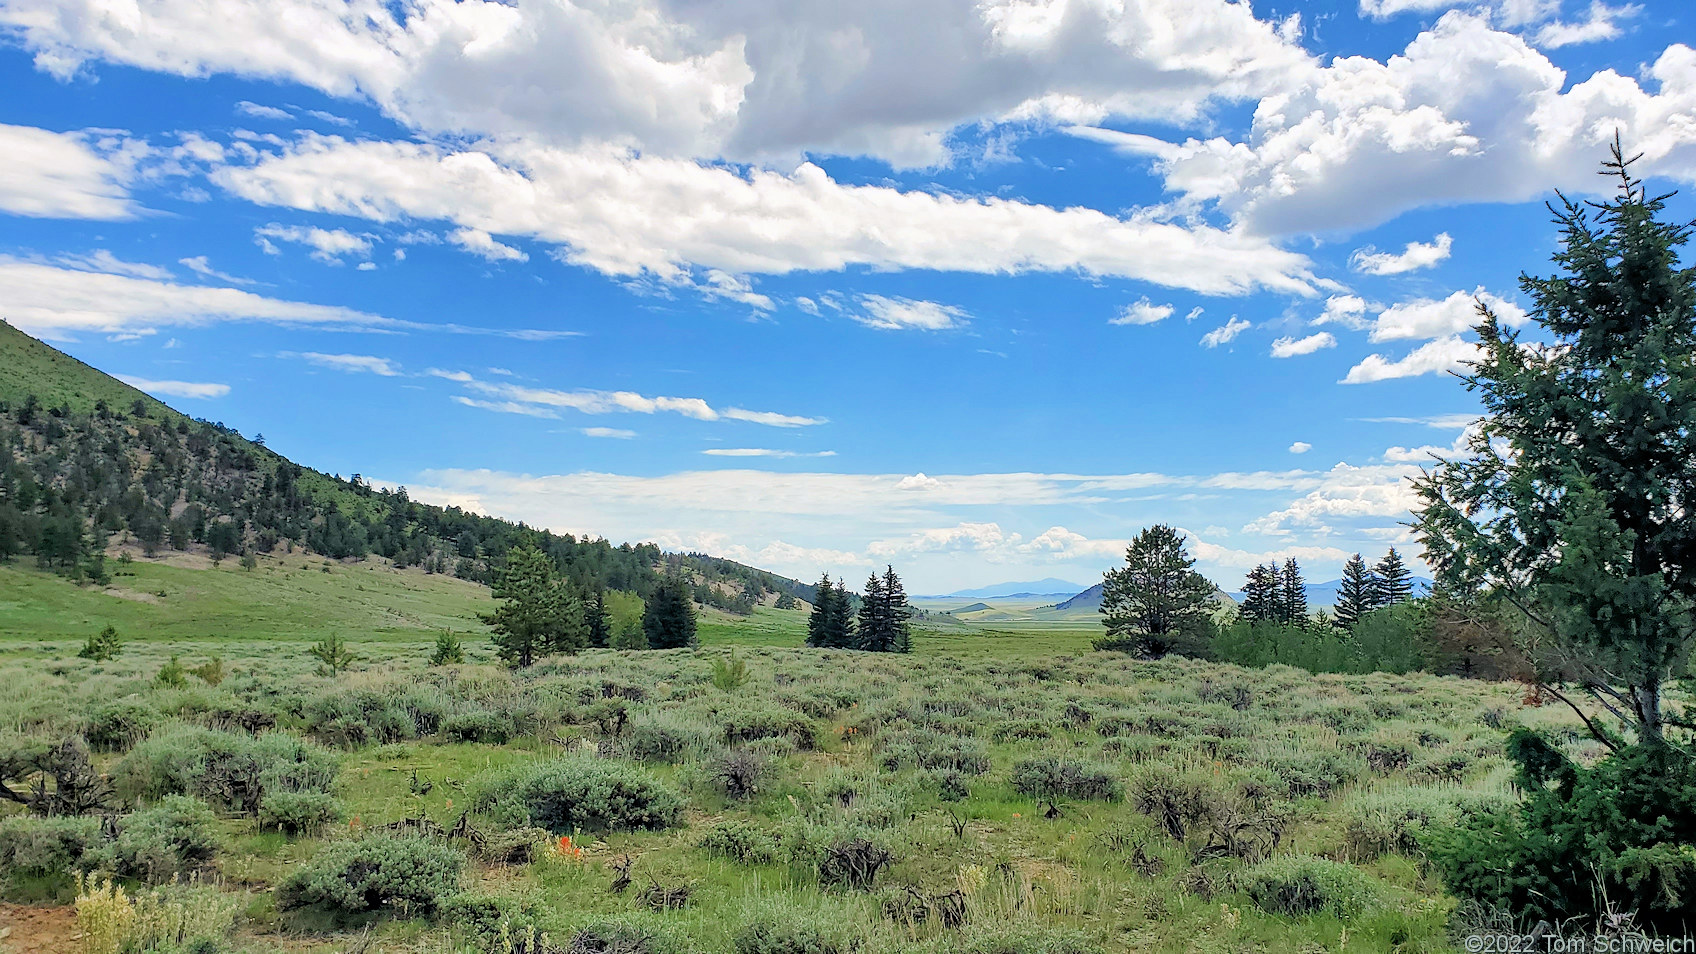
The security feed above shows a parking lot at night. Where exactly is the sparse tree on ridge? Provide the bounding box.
[1413,140,1696,747]
[1334,553,1378,630]
[1373,548,1414,607]
[1096,524,1216,658]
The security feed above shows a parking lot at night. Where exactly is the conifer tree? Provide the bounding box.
[1240,563,1281,624]
[825,577,857,648]
[1097,525,1216,658]
[1280,558,1309,626]
[805,572,836,648]
[857,572,888,651]
[1373,548,1413,606]
[482,545,584,667]
[586,587,611,649]
[1414,139,1696,745]
[883,565,913,653]
[642,575,698,649]
[1334,553,1377,630]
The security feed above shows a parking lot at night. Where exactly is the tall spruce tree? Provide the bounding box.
[856,572,887,650]
[883,565,913,653]
[854,565,912,653]
[1240,563,1281,624]
[1373,548,1413,606]
[1413,140,1696,747]
[482,545,584,667]
[642,575,698,649]
[805,572,836,647]
[825,577,856,648]
[586,587,611,649]
[1280,558,1309,626]
[1334,553,1377,630]
[1097,525,1216,658]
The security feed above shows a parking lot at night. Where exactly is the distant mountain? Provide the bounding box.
[952,602,995,613]
[936,578,1089,599]
[1226,578,1433,609]
[1055,582,1238,614]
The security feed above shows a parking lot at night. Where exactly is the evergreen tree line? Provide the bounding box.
[483,545,698,666]
[805,565,912,652]
[0,394,809,613]
[1236,548,1415,629]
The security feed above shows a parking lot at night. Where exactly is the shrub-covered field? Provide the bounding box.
[0,626,1584,954]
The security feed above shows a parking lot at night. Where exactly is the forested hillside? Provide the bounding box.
[0,320,808,611]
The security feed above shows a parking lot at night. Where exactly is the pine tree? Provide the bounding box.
[1414,139,1696,745]
[823,577,856,648]
[882,565,913,654]
[1240,564,1281,624]
[1334,553,1377,630]
[856,572,887,651]
[1280,558,1309,626]
[1097,525,1217,658]
[1373,548,1413,606]
[586,588,611,649]
[482,545,584,667]
[642,575,698,649]
[805,572,836,648]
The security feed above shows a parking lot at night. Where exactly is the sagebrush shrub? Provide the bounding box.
[469,756,683,833]
[0,814,101,875]
[732,900,863,954]
[564,919,685,954]
[276,834,465,916]
[877,730,991,776]
[84,700,160,752]
[699,820,780,865]
[119,726,339,813]
[99,795,220,884]
[721,706,817,749]
[1240,854,1377,918]
[259,790,345,835]
[622,711,717,764]
[442,710,512,744]
[713,747,770,800]
[1009,756,1121,801]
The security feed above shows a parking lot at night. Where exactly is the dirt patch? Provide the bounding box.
[0,903,79,954]
[100,587,159,604]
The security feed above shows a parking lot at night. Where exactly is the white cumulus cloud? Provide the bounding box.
[1350,233,1453,275]
[1270,331,1336,357]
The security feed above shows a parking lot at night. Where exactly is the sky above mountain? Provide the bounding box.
[2,0,1693,592]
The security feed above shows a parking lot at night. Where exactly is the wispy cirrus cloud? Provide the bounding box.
[116,375,230,399]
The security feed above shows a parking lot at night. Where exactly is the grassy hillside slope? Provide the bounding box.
[0,552,493,643]
[0,321,178,417]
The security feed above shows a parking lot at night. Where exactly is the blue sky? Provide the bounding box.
[2,0,1693,593]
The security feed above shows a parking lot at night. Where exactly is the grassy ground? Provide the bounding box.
[0,553,493,644]
[0,554,1578,954]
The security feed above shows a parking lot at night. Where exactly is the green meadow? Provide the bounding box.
[0,554,1576,954]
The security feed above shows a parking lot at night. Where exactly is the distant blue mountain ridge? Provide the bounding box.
[1224,577,1434,609]
[927,578,1090,599]
[1053,577,1433,613]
